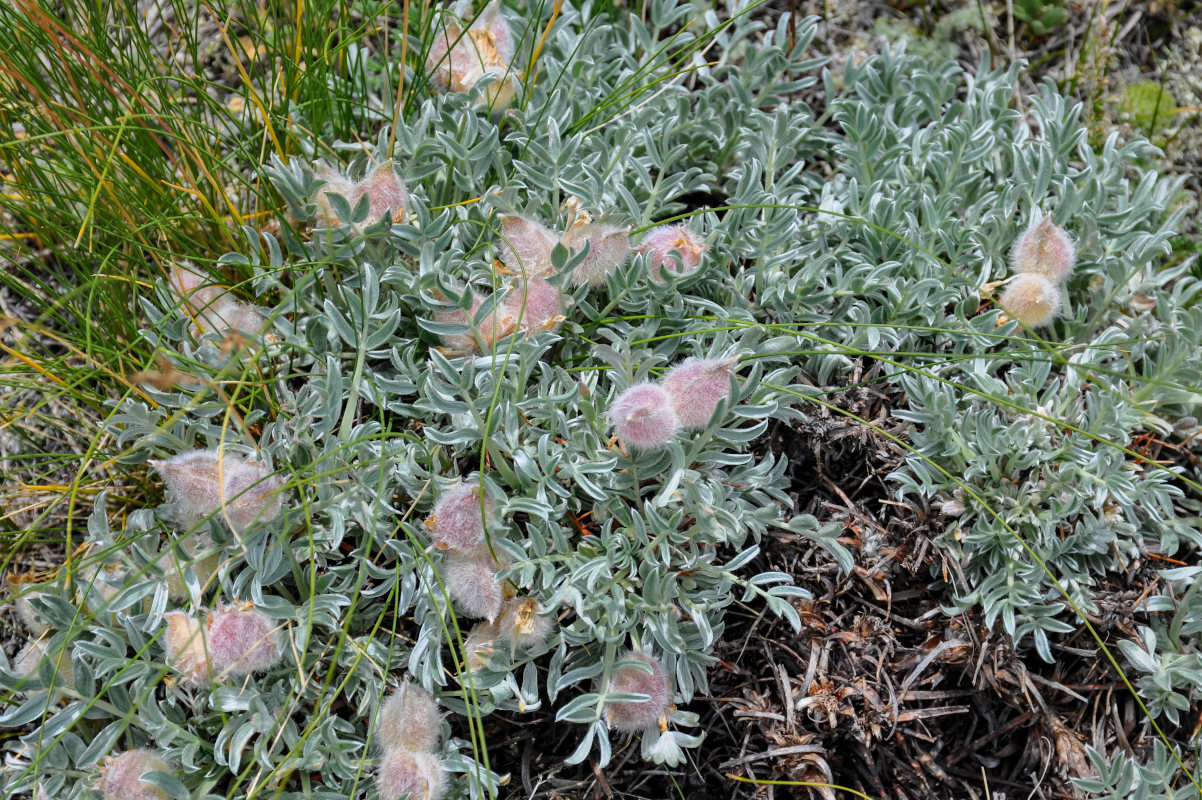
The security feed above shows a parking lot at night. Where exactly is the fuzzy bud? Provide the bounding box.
[99,749,171,800]
[607,383,680,451]
[498,214,557,278]
[376,682,442,754]
[496,597,554,651]
[427,1,520,111]
[168,264,267,336]
[428,480,492,552]
[441,549,504,623]
[640,224,705,282]
[564,222,630,286]
[999,273,1063,328]
[660,357,737,430]
[219,459,285,535]
[162,611,209,683]
[204,602,282,678]
[377,750,446,800]
[1012,215,1075,283]
[604,650,671,733]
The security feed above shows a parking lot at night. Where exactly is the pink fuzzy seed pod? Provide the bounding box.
[999,273,1063,328]
[496,598,554,651]
[162,611,209,683]
[441,550,504,623]
[356,161,407,225]
[435,289,484,356]
[207,296,268,335]
[426,2,520,111]
[660,357,737,430]
[151,450,224,526]
[1011,215,1075,283]
[501,277,564,335]
[607,382,680,451]
[498,214,558,278]
[377,750,446,800]
[427,481,492,552]
[220,459,285,535]
[204,602,282,678]
[640,224,705,282]
[313,163,356,226]
[375,682,442,754]
[564,222,631,286]
[99,749,172,800]
[604,650,671,733]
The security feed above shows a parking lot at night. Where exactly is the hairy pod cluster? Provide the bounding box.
[603,650,671,733]
[607,357,739,450]
[607,383,681,451]
[151,449,286,535]
[426,1,520,111]
[640,224,705,281]
[441,548,505,622]
[999,273,1062,328]
[427,480,492,551]
[98,749,172,800]
[374,682,446,800]
[313,160,408,228]
[168,264,267,337]
[996,214,1076,329]
[660,358,736,430]
[375,683,443,755]
[1012,215,1075,283]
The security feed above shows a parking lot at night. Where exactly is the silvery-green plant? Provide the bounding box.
[2,0,1199,798]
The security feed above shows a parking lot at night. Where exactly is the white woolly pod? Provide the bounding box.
[162,611,209,683]
[441,548,505,623]
[375,682,443,754]
[603,650,671,733]
[204,602,283,678]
